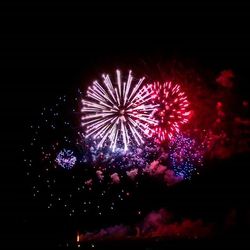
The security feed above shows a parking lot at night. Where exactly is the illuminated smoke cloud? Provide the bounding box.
[126,168,138,180]
[164,169,183,186]
[80,225,129,241]
[110,173,120,184]
[145,160,183,186]
[216,69,234,88]
[141,209,212,238]
[96,170,104,182]
[79,209,213,241]
[144,160,159,174]
[154,164,167,175]
[141,209,172,232]
[145,160,167,175]
[85,179,93,186]
[149,160,160,170]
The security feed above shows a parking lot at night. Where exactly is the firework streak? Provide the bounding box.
[81,70,158,151]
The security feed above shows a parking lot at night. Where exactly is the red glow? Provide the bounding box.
[147,82,191,142]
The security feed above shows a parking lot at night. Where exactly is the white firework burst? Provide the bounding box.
[81,70,158,151]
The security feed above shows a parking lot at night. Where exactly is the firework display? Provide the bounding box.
[22,66,250,220]
[147,81,191,141]
[81,70,158,151]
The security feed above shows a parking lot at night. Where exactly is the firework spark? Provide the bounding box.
[81,70,158,151]
[147,82,191,142]
[169,133,204,179]
[56,149,77,169]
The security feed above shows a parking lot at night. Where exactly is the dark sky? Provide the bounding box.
[1,1,250,249]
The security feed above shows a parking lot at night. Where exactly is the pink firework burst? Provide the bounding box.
[147,82,191,142]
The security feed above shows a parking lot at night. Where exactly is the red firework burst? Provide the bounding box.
[147,82,191,142]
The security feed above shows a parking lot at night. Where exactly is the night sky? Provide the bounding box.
[2,1,250,249]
